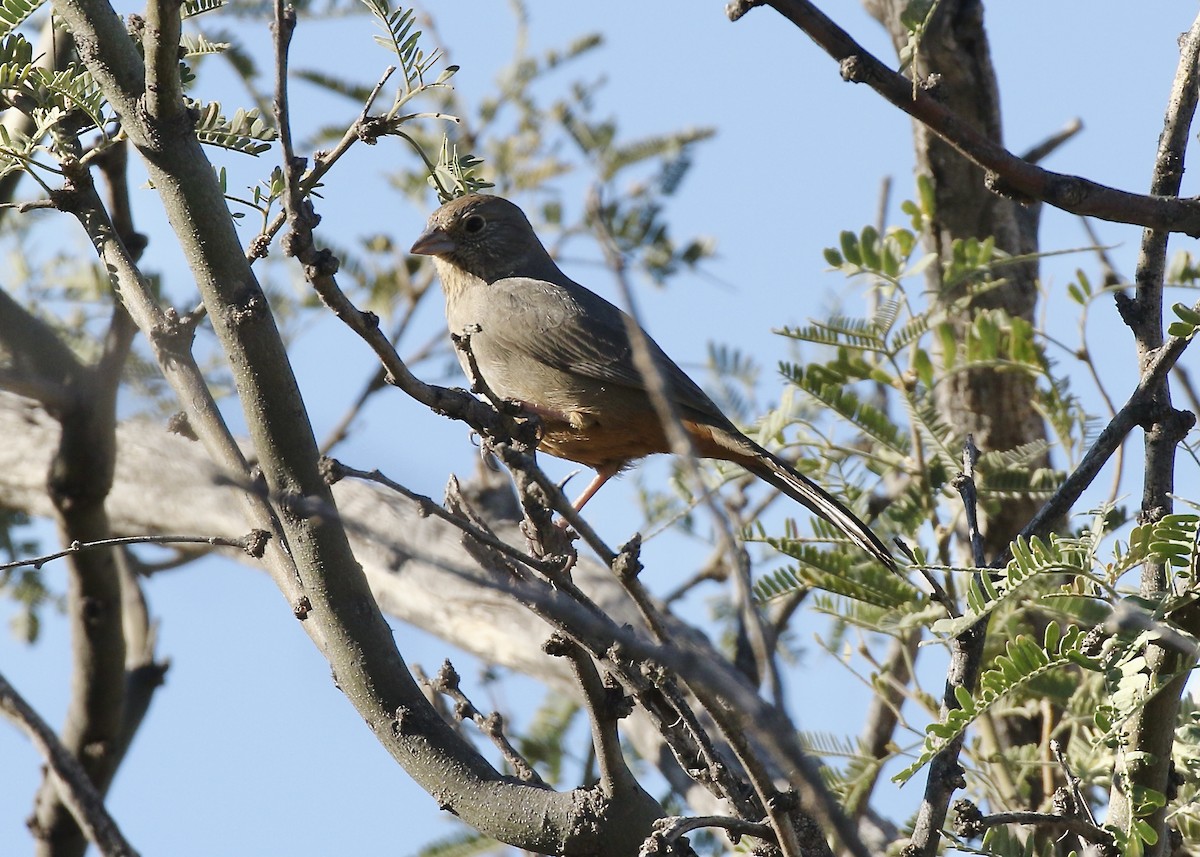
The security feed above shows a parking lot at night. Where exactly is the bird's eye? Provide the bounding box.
[463,214,486,234]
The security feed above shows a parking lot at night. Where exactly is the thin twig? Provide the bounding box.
[0,533,267,571]
[430,660,546,786]
[585,189,784,692]
[450,331,616,565]
[909,438,991,854]
[248,65,397,264]
[329,459,561,576]
[848,629,920,820]
[1020,118,1084,165]
[1008,294,1200,563]
[1050,739,1097,826]
[641,814,774,855]
[319,282,436,453]
[585,187,743,559]
[955,799,1114,849]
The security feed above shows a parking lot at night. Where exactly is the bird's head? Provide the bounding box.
[410,194,558,285]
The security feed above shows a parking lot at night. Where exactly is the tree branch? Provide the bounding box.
[1009,294,1200,560]
[30,144,137,857]
[908,439,990,855]
[143,0,184,123]
[1104,12,1200,851]
[729,0,1200,236]
[0,670,139,857]
[430,660,546,786]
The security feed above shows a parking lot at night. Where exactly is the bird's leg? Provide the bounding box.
[512,399,567,423]
[570,466,619,512]
[550,466,620,533]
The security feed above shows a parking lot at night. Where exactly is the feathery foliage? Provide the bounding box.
[190,101,275,154]
[896,623,1103,784]
[0,0,42,39]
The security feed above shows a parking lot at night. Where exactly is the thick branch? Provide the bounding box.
[143,0,184,122]
[30,193,136,856]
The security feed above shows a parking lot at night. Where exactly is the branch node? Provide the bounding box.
[319,456,346,485]
[247,233,272,259]
[435,659,460,690]
[542,632,572,658]
[839,55,868,84]
[613,534,644,580]
[951,798,984,839]
[725,0,763,21]
[292,595,311,620]
[356,115,390,145]
[1114,289,1142,329]
[166,410,198,441]
[243,529,271,558]
[303,248,339,280]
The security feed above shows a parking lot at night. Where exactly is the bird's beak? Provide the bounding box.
[410,226,456,257]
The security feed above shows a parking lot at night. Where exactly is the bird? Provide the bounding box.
[410,194,897,572]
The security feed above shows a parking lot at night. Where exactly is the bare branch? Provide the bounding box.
[848,630,919,821]
[0,671,140,857]
[0,533,267,572]
[544,635,633,794]
[952,798,1115,850]
[728,0,1200,236]
[909,438,992,855]
[1010,296,1200,561]
[329,458,562,577]
[430,660,546,786]
[641,815,774,855]
[143,0,185,122]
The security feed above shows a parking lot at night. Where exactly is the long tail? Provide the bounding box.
[736,440,898,574]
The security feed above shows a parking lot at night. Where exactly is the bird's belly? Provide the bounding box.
[537,417,669,470]
[469,350,668,469]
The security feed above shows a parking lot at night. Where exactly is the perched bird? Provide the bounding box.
[411,194,896,571]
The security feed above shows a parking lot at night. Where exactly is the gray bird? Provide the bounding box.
[411,194,896,572]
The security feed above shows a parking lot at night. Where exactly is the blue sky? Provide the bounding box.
[2,2,1198,854]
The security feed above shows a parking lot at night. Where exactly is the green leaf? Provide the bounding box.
[1169,302,1200,339]
[429,136,493,200]
[359,0,443,90]
[181,0,224,18]
[859,225,881,270]
[895,625,1098,784]
[916,173,936,217]
[34,64,110,133]
[0,0,43,39]
[179,33,230,58]
[0,32,34,93]
[931,535,1094,637]
[191,101,276,155]
[912,347,933,388]
[754,547,919,610]
[839,230,862,267]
